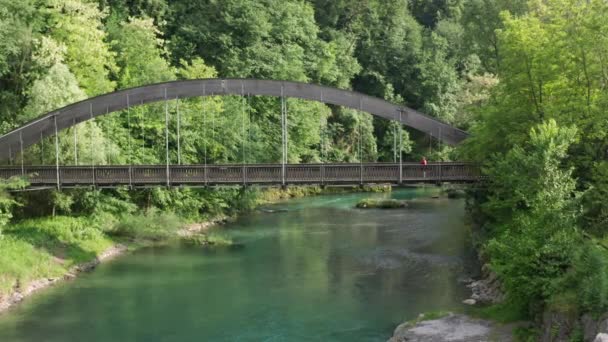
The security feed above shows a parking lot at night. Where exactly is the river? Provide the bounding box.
[0,188,474,341]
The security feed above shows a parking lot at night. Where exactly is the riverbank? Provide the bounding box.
[0,185,392,315]
[0,211,239,315]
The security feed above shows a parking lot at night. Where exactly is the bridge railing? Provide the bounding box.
[0,162,482,187]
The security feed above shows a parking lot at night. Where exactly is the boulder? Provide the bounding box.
[462,298,476,306]
[388,313,499,342]
[594,333,608,342]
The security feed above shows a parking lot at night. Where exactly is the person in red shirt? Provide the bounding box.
[420,156,428,178]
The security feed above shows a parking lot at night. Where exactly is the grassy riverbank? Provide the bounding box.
[0,213,178,299]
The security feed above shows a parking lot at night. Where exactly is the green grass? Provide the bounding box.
[182,233,233,247]
[5,216,114,266]
[356,198,409,209]
[467,300,529,324]
[108,211,182,241]
[0,236,64,295]
[403,310,452,327]
[0,216,116,296]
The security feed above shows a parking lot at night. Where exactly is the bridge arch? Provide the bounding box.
[0,79,468,161]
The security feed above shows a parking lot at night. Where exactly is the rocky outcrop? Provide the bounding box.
[580,313,608,342]
[540,310,579,342]
[388,313,516,342]
[463,264,505,305]
[539,311,608,342]
[595,333,608,342]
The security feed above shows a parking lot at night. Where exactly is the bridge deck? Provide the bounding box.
[0,163,481,188]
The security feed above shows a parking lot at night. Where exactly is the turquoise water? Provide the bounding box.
[0,188,472,341]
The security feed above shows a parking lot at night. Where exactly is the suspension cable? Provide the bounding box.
[248,93,252,162]
[358,101,363,184]
[202,85,208,186]
[19,131,24,176]
[127,94,132,188]
[73,118,78,165]
[280,86,286,186]
[176,96,181,165]
[54,115,60,189]
[241,83,245,165]
[104,106,108,165]
[164,88,170,187]
[393,115,397,163]
[399,110,403,184]
[40,131,44,165]
[90,103,96,187]
[127,94,131,165]
[202,85,207,167]
[140,100,144,156]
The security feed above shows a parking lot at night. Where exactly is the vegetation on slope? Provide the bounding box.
[0,1,608,338]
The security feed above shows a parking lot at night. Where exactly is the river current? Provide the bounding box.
[0,188,473,341]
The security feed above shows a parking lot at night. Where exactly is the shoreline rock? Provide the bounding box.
[177,215,231,238]
[465,264,505,305]
[388,313,515,342]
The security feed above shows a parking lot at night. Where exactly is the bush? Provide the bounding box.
[182,233,233,247]
[558,243,608,315]
[356,198,409,208]
[110,210,182,241]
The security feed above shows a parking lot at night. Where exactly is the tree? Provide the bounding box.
[0,0,41,127]
[45,0,117,96]
[484,120,579,306]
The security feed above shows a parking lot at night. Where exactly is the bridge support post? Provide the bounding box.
[320,164,325,187]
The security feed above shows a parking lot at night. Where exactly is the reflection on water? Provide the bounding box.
[0,188,472,341]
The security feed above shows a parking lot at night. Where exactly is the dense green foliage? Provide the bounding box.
[1,1,608,336]
[457,0,608,333]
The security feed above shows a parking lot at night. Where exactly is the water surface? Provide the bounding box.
[0,188,472,341]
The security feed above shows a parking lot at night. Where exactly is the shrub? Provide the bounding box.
[356,198,409,208]
[110,210,182,241]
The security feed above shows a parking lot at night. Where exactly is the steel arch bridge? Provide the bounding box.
[0,79,479,188]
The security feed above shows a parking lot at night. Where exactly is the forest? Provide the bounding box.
[1,0,608,339]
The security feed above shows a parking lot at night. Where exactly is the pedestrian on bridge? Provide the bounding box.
[421,156,428,178]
